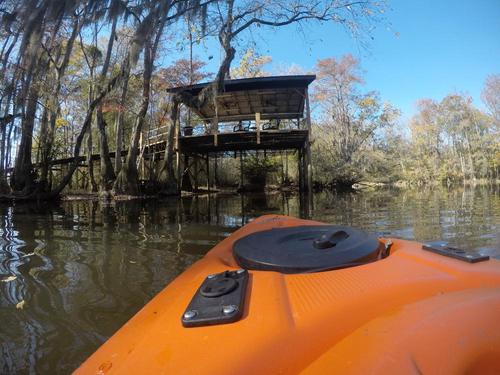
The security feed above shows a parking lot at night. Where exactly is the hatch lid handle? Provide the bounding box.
[313,230,349,249]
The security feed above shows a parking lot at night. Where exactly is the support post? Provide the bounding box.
[298,148,305,192]
[206,154,210,193]
[302,145,308,191]
[182,154,192,192]
[305,88,313,194]
[255,112,261,144]
[214,153,218,189]
[285,150,288,183]
[175,105,181,194]
[194,155,199,192]
[280,151,284,185]
[239,151,244,190]
[212,117,218,147]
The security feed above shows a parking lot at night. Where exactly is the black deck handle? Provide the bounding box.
[313,230,349,249]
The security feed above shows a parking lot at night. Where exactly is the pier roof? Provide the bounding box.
[167,75,316,122]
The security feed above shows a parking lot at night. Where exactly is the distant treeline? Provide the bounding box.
[309,56,499,187]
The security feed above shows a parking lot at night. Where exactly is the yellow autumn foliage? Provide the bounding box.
[55,118,68,128]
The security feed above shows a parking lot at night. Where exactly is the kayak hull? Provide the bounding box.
[76,215,500,374]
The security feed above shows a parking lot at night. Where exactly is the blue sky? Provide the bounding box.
[191,0,500,120]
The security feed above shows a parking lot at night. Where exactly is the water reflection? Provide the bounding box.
[0,186,499,373]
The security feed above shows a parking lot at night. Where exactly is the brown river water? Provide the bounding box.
[1,186,499,374]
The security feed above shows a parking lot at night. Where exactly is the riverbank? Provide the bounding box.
[55,178,500,202]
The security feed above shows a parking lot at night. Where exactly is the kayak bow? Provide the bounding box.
[76,215,500,374]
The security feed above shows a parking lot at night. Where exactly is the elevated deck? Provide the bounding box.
[167,75,315,193]
[180,129,308,154]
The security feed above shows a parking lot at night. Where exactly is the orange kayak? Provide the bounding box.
[76,215,500,374]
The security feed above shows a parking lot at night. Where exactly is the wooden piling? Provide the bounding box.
[256,112,261,144]
[212,117,218,147]
[182,154,193,192]
[298,148,305,192]
[194,155,199,192]
[175,105,181,194]
[206,154,210,193]
[240,151,244,190]
[305,88,313,193]
[214,153,218,189]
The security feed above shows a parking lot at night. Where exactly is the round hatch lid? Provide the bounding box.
[233,225,382,274]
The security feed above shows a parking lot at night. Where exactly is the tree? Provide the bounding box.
[406,93,498,185]
[230,48,271,78]
[176,0,386,116]
[95,14,119,193]
[408,99,443,183]
[481,74,500,126]
[209,0,385,86]
[113,1,213,196]
[481,75,500,180]
[313,55,400,186]
[157,58,212,88]
[1,0,132,197]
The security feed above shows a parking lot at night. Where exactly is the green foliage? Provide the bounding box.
[230,48,272,78]
[401,94,499,185]
[311,55,401,186]
[310,56,499,187]
[242,155,280,185]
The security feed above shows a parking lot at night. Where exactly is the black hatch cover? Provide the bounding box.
[233,225,382,274]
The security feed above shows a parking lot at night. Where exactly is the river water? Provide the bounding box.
[1,186,499,374]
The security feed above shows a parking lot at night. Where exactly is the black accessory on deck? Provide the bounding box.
[233,225,382,274]
[422,242,490,263]
[181,269,249,327]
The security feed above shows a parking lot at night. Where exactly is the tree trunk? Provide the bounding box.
[10,9,46,195]
[87,129,97,192]
[464,135,476,181]
[113,109,145,196]
[11,85,39,193]
[0,86,16,193]
[96,16,118,193]
[114,66,130,173]
[86,79,98,192]
[96,110,116,192]
[38,17,81,193]
[49,71,123,197]
[158,99,180,194]
[112,104,147,195]
[113,43,154,196]
[5,118,15,173]
[112,3,173,196]
[38,105,50,188]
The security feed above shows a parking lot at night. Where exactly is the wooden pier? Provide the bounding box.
[168,75,315,193]
[13,75,315,194]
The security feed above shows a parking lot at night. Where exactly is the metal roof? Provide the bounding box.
[167,75,316,122]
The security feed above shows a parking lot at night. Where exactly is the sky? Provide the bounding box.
[190,0,500,120]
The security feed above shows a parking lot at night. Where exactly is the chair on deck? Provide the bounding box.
[262,119,280,131]
[233,121,256,132]
[233,121,246,132]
